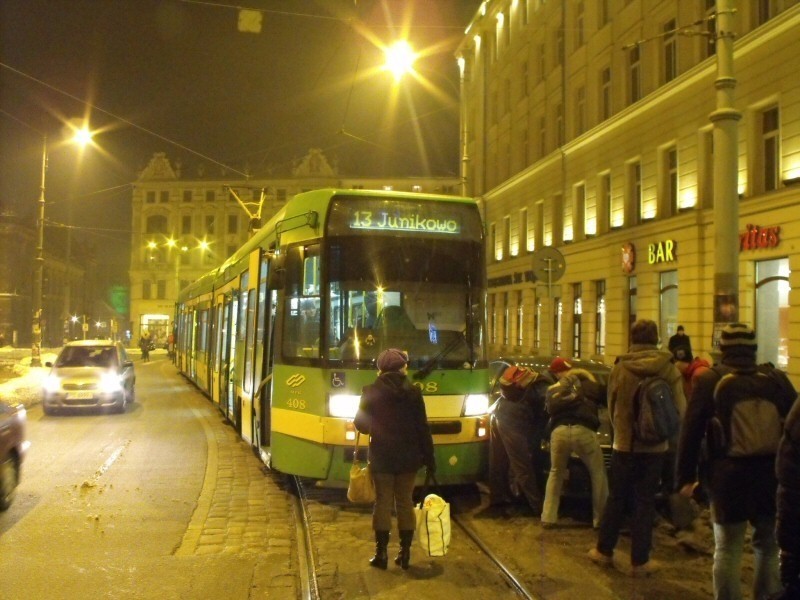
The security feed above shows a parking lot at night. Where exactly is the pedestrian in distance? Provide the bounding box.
[668,324,693,362]
[139,331,151,362]
[541,357,609,530]
[486,364,552,517]
[676,323,796,600]
[775,393,800,600]
[354,348,435,571]
[589,319,686,577]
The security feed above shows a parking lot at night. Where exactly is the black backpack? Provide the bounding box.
[709,366,790,458]
[632,375,680,444]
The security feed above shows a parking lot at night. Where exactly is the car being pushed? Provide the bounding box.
[42,340,136,415]
[0,398,28,510]
[489,355,612,499]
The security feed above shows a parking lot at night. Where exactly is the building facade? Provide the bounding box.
[129,149,462,346]
[457,0,800,379]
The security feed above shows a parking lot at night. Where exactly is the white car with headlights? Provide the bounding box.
[42,340,135,415]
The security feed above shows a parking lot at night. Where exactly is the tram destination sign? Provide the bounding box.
[348,208,461,234]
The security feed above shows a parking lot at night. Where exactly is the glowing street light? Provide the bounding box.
[384,41,417,81]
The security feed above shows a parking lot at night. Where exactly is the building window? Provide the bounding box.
[182,190,193,202]
[159,191,169,203]
[490,294,497,345]
[516,290,524,347]
[142,280,152,300]
[563,192,573,243]
[663,146,678,215]
[502,292,510,346]
[600,172,612,231]
[756,257,789,368]
[553,298,563,352]
[205,190,215,202]
[205,215,215,235]
[600,67,612,121]
[628,161,642,224]
[539,115,547,157]
[756,0,776,25]
[699,129,714,208]
[575,86,586,135]
[491,222,500,261]
[576,183,587,239]
[660,270,679,345]
[572,283,582,358]
[520,208,531,253]
[574,1,585,49]
[761,106,780,192]
[146,191,156,204]
[534,201,544,251]
[663,19,677,83]
[537,43,545,82]
[146,215,168,234]
[534,297,542,349]
[595,280,606,355]
[628,276,638,345]
[157,280,166,300]
[276,188,287,202]
[599,0,609,27]
[181,215,192,235]
[628,45,641,104]
[521,60,529,99]
[556,103,563,146]
[503,215,511,259]
[227,214,238,235]
[555,27,564,66]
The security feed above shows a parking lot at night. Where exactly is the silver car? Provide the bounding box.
[42,340,136,415]
[0,399,28,510]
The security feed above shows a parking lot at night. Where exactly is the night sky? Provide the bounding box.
[0,0,479,284]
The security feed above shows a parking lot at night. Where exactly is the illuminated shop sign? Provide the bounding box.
[349,210,461,234]
[647,239,676,265]
[740,224,780,251]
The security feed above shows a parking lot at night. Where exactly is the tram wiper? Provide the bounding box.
[413,329,468,380]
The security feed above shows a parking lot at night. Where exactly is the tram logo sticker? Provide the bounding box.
[331,372,345,388]
[286,373,306,387]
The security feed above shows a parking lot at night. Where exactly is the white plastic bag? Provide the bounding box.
[414,493,451,557]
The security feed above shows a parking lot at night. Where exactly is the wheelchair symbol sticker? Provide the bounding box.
[331,372,345,388]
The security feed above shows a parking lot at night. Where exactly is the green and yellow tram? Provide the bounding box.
[175,188,490,486]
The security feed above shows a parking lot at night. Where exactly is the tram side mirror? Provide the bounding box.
[268,254,286,289]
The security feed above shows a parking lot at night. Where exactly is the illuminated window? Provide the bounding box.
[761,106,780,192]
[660,270,678,345]
[516,290,524,347]
[756,257,790,368]
[595,280,606,354]
[572,283,582,358]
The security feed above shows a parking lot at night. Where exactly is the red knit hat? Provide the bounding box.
[549,357,573,374]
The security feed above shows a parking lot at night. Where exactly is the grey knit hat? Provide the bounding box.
[377,348,409,372]
[719,322,757,351]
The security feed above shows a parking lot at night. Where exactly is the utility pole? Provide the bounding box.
[711,0,741,353]
[31,136,47,367]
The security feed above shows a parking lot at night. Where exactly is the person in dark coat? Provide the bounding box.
[776,396,800,599]
[676,323,795,600]
[668,325,693,362]
[354,348,435,570]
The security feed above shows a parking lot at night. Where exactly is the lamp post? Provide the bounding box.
[30,136,48,366]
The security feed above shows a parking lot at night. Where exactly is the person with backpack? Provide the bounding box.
[488,364,552,517]
[776,395,800,600]
[541,357,608,529]
[588,319,685,577]
[675,323,796,600]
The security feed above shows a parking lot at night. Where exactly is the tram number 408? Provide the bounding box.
[413,381,439,393]
[286,398,307,410]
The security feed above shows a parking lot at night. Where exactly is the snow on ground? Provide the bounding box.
[0,348,61,408]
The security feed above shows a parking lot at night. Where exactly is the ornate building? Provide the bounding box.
[457,1,800,379]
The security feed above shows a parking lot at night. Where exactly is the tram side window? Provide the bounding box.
[283,244,321,359]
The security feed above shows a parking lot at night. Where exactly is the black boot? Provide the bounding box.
[394,529,414,570]
[369,530,390,569]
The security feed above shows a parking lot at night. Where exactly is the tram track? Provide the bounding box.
[288,477,542,599]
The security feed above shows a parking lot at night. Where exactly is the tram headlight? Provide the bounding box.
[463,393,490,416]
[329,394,361,418]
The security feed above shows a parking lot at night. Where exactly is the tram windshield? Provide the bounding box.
[326,234,485,369]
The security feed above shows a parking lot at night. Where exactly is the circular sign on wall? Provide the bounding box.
[621,242,635,273]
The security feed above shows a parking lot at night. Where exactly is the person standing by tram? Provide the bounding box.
[354,348,435,570]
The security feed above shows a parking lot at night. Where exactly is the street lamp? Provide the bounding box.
[31,125,94,366]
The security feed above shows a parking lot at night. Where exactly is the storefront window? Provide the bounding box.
[756,258,789,368]
[628,276,637,347]
[660,270,679,345]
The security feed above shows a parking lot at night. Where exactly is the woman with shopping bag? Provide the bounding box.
[354,348,436,570]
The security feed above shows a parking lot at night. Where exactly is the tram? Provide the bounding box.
[175,188,490,486]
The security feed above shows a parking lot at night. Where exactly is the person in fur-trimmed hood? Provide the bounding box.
[354,348,434,571]
[589,319,685,577]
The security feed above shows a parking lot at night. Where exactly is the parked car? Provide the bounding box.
[0,399,28,510]
[489,355,612,498]
[41,340,136,415]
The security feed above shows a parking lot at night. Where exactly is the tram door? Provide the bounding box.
[259,288,278,448]
[226,295,239,425]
